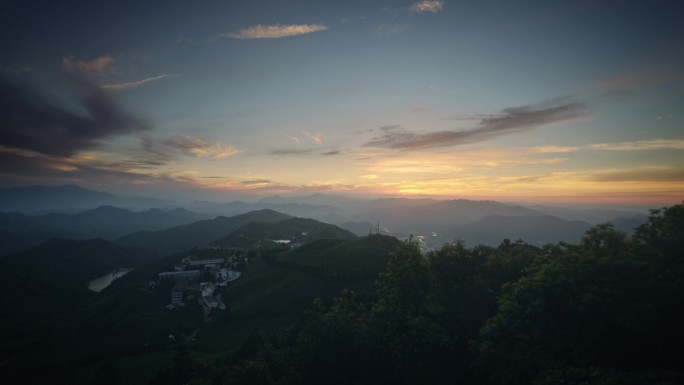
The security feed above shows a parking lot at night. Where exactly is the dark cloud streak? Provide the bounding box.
[0,75,150,157]
[241,179,271,185]
[270,148,315,156]
[365,101,586,150]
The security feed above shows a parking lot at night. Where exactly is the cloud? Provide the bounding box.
[365,100,586,150]
[241,179,271,185]
[535,145,582,153]
[301,129,323,144]
[497,175,545,184]
[410,0,445,13]
[0,148,175,187]
[588,167,684,183]
[321,150,340,156]
[217,24,329,39]
[165,135,239,160]
[286,134,300,144]
[0,75,151,157]
[588,139,684,151]
[101,74,180,91]
[533,140,684,154]
[62,55,114,73]
[361,174,379,180]
[597,68,682,96]
[270,148,316,156]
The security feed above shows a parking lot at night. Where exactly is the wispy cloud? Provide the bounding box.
[321,150,340,156]
[533,139,684,154]
[0,75,150,157]
[62,55,114,73]
[217,24,329,40]
[597,68,682,96]
[271,148,315,156]
[301,129,323,144]
[165,135,239,160]
[589,167,684,182]
[241,179,271,185]
[0,147,185,188]
[365,100,586,150]
[587,139,684,151]
[410,0,445,13]
[535,145,582,153]
[101,74,180,91]
[286,134,300,144]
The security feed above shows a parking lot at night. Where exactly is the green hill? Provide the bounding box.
[0,211,84,256]
[277,234,400,278]
[221,234,398,319]
[34,205,210,239]
[452,215,592,246]
[2,238,161,289]
[211,217,356,248]
[116,209,291,255]
[0,238,164,379]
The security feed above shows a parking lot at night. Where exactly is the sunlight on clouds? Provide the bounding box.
[361,149,568,176]
[62,55,113,73]
[365,157,464,174]
[588,139,684,151]
[301,129,323,145]
[100,74,180,91]
[47,163,79,172]
[411,0,445,13]
[535,139,684,153]
[395,176,491,196]
[535,146,581,153]
[166,136,240,160]
[221,24,329,39]
[383,167,684,201]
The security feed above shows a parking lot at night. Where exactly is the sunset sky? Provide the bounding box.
[1,0,683,204]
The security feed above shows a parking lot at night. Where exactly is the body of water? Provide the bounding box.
[88,268,134,292]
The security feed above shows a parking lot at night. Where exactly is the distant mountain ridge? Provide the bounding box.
[353,198,543,236]
[0,206,209,256]
[35,205,209,239]
[0,184,173,212]
[116,209,292,255]
[0,184,652,251]
[211,217,356,248]
[452,215,592,246]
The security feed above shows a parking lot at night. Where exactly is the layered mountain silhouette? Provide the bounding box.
[116,209,292,254]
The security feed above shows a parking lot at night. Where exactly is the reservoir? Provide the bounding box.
[88,268,134,292]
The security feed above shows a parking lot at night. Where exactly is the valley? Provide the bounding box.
[0,185,677,385]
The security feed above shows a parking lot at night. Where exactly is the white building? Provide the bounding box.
[199,282,216,297]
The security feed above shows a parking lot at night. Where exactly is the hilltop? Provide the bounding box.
[211,217,356,249]
[215,234,399,320]
[117,209,292,255]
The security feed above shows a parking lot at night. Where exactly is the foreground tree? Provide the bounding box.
[477,216,684,385]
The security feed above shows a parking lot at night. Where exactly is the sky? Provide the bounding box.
[1,0,683,204]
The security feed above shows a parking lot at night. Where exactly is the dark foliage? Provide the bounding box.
[181,203,682,385]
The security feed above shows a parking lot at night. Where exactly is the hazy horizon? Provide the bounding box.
[2,0,683,205]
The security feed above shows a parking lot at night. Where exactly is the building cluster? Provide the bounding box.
[157,247,246,310]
